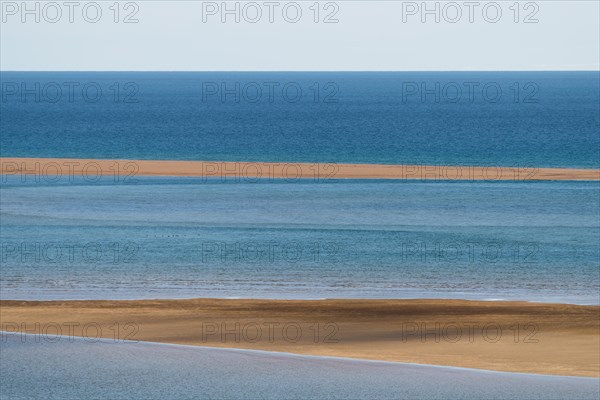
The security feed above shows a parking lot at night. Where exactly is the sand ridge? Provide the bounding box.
[2,298,598,377]
[1,157,599,181]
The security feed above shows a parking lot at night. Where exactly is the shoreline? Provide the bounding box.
[2,157,600,181]
[2,329,598,380]
[4,333,598,400]
[1,296,598,307]
[2,298,598,377]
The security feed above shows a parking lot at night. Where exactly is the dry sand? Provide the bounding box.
[1,157,599,180]
[2,298,598,377]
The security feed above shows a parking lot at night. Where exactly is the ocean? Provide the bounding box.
[1,71,599,168]
[1,72,599,303]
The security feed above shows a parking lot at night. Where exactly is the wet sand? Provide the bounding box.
[1,157,599,180]
[1,298,598,377]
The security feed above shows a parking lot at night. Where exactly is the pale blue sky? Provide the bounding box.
[1,1,598,70]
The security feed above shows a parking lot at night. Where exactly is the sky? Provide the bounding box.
[1,0,599,71]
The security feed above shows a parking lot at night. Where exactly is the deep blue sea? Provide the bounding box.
[1,72,599,303]
[1,71,599,167]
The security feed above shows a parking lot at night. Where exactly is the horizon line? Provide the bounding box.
[2,69,600,73]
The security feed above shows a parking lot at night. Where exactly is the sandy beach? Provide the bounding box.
[1,298,598,377]
[1,157,599,181]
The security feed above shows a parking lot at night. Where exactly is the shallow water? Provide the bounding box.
[1,332,598,400]
[1,177,599,303]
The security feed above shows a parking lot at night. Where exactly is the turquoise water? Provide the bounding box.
[1,177,598,303]
[2,71,599,168]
